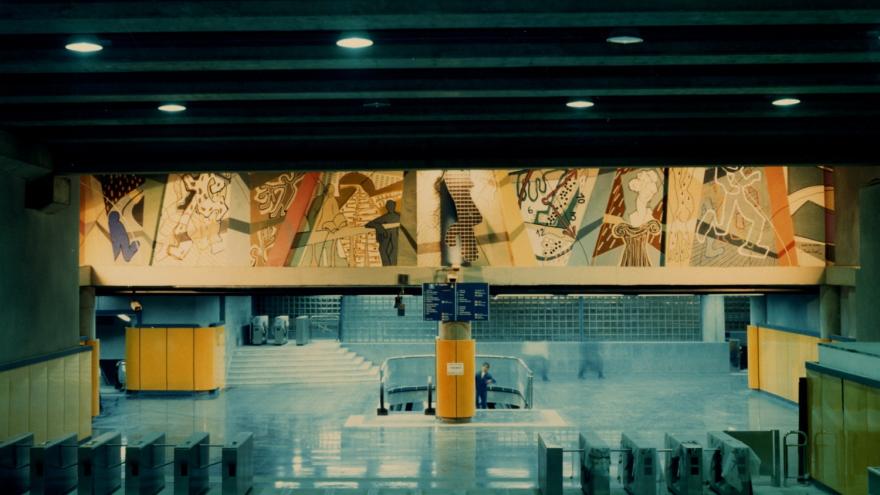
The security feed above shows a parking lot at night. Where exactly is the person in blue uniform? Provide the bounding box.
[475,362,495,409]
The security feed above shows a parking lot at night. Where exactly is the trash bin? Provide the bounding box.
[295,316,310,346]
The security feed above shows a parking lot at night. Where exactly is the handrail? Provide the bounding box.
[378,353,534,410]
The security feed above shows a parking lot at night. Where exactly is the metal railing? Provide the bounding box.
[377,354,534,411]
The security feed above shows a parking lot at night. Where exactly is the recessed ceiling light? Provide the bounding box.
[566,100,595,109]
[117,314,131,322]
[606,35,644,45]
[336,37,373,49]
[772,98,801,107]
[65,41,103,53]
[158,103,187,112]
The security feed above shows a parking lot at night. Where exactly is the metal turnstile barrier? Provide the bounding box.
[270,316,289,345]
[250,316,268,345]
[707,431,757,495]
[125,432,168,495]
[537,434,563,495]
[0,432,34,494]
[725,429,780,486]
[31,432,79,495]
[579,431,611,495]
[619,432,657,495]
[174,432,212,495]
[222,433,254,495]
[664,434,702,495]
[78,431,122,495]
[295,316,310,346]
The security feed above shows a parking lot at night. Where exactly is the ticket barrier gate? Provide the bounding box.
[250,315,268,345]
[125,432,168,495]
[78,431,122,495]
[270,316,289,345]
[664,434,702,495]
[0,432,33,494]
[222,433,254,495]
[537,434,563,495]
[707,431,755,495]
[578,431,611,495]
[618,432,658,495]
[174,432,212,495]
[31,432,79,495]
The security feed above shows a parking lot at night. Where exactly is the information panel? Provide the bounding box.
[422,282,490,321]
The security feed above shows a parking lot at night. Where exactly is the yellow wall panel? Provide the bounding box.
[8,367,29,437]
[806,370,822,484]
[193,327,216,391]
[820,373,845,493]
[214,326,225,388]
[167,328,194,391]
[747,325,760,389]
[140,328,167,391]
[63,355,80,437]
[47,357,65,439]
[435,338,476,420]
[78,351,92,439]
[28,362,48,443]
[86,340,100,416]
[0,371,10,439]
[753,326,822,403]
[844,380,868,495]
[125,327,141,390]
[867,386,880,480]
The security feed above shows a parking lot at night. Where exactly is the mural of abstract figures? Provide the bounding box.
[249,172,318,267]
[592,168,665,267]
[154,173,233,266]
[290,171,403,267]
[512,169,598,265]
[689,166,796,267]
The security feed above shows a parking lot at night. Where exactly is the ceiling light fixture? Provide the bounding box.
[566,100,595,109]
[606,29,644,45]
[117,314,131,322]
[336,37,373,49]
[65,41,103,53]
[772,97,801,107]
[158,103,187,112]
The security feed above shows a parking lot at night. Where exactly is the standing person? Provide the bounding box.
[475,362,495,409]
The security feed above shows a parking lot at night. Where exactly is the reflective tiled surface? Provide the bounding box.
[94,371,823,493]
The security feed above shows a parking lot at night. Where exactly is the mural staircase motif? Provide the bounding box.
[226,340,379,386]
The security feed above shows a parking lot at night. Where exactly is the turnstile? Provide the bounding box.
[295,315,310,346]
[222,433,254,495]
[250,316,268,345]
[578,430,611,495]
[0,432,33,494]
[78,431,122,495]
[537,434,563,495]
[707,431,756,495]
[664,434,703,495]
[270,315,289,345]
[174,432,211,495]
[31,432,79,495]
[619,432,657,495]
[125,432,167,495]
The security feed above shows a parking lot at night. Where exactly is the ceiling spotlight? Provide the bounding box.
[363,101,391,109]
[158,103,187,112]
[65,41,103,53]
[336,37,373,49]
[772,98,801,107]
[117,314,131,322]
[566,100,595,109]
[606,29,644,45]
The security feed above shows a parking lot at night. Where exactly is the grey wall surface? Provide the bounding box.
[764,293,820,334]
[97,295,222,327]
[343,341,730,375]
[0,175,80,366]
[857,181,880,341]
[223,295,252,372]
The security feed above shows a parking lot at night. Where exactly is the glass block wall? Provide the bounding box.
[724,296,752,337]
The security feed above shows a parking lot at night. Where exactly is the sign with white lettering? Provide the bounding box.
[446,362,464,376]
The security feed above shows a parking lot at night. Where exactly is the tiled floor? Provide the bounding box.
[94,371,823,493]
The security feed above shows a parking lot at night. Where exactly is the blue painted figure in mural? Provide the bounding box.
[108,211,139,262]
[475,362,495,409]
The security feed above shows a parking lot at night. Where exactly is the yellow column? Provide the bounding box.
[436,321,475,422]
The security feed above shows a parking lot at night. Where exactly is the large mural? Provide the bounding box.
[80,166,834,268]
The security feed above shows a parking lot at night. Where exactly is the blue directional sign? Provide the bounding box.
[422,282,490,321]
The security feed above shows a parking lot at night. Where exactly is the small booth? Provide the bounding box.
[125,325,225,392]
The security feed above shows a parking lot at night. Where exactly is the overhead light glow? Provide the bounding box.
[65,41,103,53]
[336,37,373,49]
[117,314,131,322]
[566,100,595,109]
[606,35,644,45]
[158,103,187,112]
[772,97,801,107]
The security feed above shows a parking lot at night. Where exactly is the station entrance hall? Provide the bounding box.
[2,3,880,494]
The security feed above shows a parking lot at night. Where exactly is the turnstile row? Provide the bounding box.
[539,430,764,495]
[0,430,254,495]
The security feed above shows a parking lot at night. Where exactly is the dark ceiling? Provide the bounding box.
[2,0,880,174]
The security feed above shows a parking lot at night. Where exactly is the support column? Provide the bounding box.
[701,295,725,342]
[819,285,840,339]
[856,180,880,341]
[436,320,475,422]
[749,295,767,327]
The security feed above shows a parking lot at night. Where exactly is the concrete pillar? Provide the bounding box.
[701,295,725,342]
[819,285,841,339]
[749,295,767,327]
[856,180,880,341]
[79,286,96,340]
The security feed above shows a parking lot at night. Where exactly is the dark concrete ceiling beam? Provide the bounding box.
[0,131,53,178]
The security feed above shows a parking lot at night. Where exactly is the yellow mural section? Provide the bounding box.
[747,325,827,402]
[0,349,93,442]
[125,326,225,392]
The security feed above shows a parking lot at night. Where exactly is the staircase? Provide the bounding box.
[226,341,379,386]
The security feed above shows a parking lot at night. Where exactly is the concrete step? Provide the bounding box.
[230,353,362,363]
[229,362,372,373]
[227,367,378,378]
[226,375,378,386]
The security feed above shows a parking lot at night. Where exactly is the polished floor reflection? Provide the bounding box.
[94,372,822,493]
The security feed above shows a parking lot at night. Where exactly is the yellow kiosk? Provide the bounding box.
[436,320,476,422]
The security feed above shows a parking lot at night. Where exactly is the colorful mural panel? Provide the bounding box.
[79,166,834,269]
